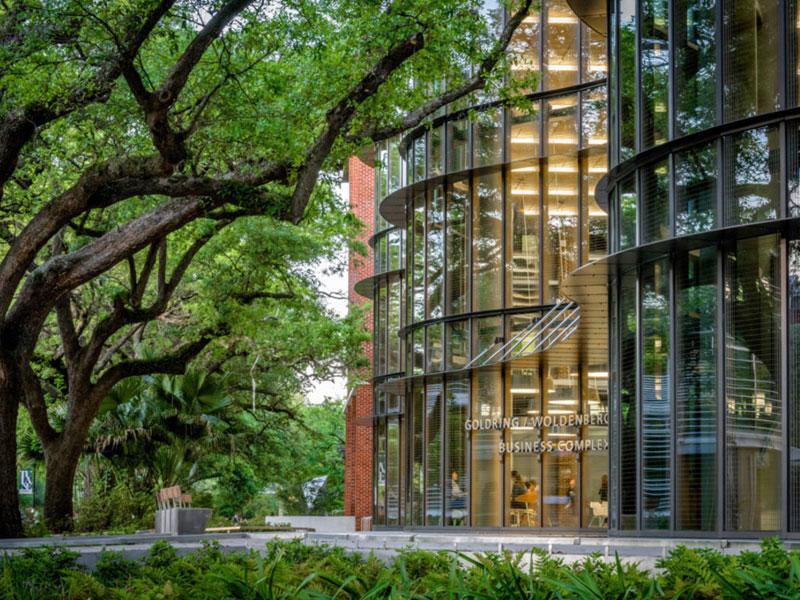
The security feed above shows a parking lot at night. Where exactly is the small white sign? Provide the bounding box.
[19,469,33,495]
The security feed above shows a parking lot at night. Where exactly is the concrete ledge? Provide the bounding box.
[264,516,355,532]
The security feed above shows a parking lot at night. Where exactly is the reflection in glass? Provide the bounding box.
[677,247,717,530]
[544,156,578,301]
[640,0,669,148]
[376,283,386,374]
[386,417,401,525]
[509,105,540,163]
[388,277,401,373]
[506,367,540,528]
[446,320,469,371]
[641,159,669,242]
[546,95,578,156]
[619,0,636,161]
[427,186,444,319]
[725,235,781,531]
[448,119,469,172]
[582,22,607,82]
[544,0,579,90]
[473,316,502,360]
[389,137,402,194]
[618,175,637,251]
[790,241,800,531]
[725,126,779,225]
[474,108,504,167]
[509,8,540,94]
[582,149,608,263]
[676,143,717,234]
[375,419,386,525]
[430,126,444,177]
[619,270,638,529]
[413,136,426,183]
[447,180,469,315]
[411,328,424,376]
[641,259,670,529]
[426,323,443,373]
[425,382,443,526]
[473,171,503,311]
[410,384,424,525]
[675,0,716,135]
[507,161,540,306]
[581,87,607,149]
[723,0,779,121]
[412,193,425,322]
[446,377,469,526]
[583,366,609,528]
[471,369,502,526]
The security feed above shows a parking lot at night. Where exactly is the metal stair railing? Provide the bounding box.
[464,299,581,369]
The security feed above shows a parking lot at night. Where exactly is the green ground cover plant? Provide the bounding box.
[1,537,798,599]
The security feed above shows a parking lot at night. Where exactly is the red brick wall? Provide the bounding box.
[344,155,374,529]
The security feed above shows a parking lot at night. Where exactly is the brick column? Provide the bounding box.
[344,155,374,530]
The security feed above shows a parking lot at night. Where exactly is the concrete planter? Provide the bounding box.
[155,508,212,535]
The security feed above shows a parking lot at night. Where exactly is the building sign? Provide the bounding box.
[19,469,33,495]
[464,412,609,454]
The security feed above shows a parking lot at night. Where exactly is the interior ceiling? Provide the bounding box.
[565,0,607,35]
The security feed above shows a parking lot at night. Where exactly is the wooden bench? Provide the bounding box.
[156,485,193,509]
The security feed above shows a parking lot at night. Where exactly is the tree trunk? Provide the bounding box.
[43,438,83,533]
[0,381,22,538]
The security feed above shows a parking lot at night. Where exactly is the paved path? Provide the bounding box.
[0,530,780,571]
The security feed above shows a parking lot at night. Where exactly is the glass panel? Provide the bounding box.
[582,87,608,149]
[430,126,444,177]
[389,137,401,194]
[619,270,638,528]
[388,277,401,373]
[472,171,503,311]
[410,384,424,525]
[546,95,578,156]
[582,22,607,82]
[427,185,444,319]
[641,258,670,529]
[425,382,443,526]
[506,367,541,528]
[674,0,716,135]
[725,126,779,225]
[676,246,717,531]
[619,0,636,161]
[375,419,386,525]
[618,175,637,250]
[448,119,469,172]
[582,365,610,528]
[446,320,469,371]
[722,0,780,121]
[544,156,578,301]
[412,327,424,376]
[426,323,443,373]
[509,104,540,163]
[473,316,502,361]
[413,136,426,183]
[641,159,669,243]
[376,141,388,203]
[640,0,669,148]
[376,283,387,375]
[544,0,579,90]
[725,235,781,531]
[506,160,541,306]
[676,142,717,234]
[509,8,541,94]
[447,179,469,315]
[474,108,504,167]
[542,361,579,528]
[412,193,425,322]
[445,377,469,526]
[790,241,800,531]
[582,149,608,263]
[388,229,402,271]
[790,125,800,217]
[471,369,503,526]
[386,417,401,525]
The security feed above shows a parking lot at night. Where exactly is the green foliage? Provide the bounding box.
[215,462,260,519]
[1,538,800,599]
[73,484,154,534]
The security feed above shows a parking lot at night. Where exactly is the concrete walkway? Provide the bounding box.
[0,530,780,570]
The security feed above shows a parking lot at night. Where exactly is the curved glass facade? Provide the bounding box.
[604,0,800,535]
[364,0,611,530]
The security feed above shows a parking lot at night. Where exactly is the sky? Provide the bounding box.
[305,182,350,404]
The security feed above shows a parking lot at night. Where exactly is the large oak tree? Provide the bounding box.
[0,0,531,536]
